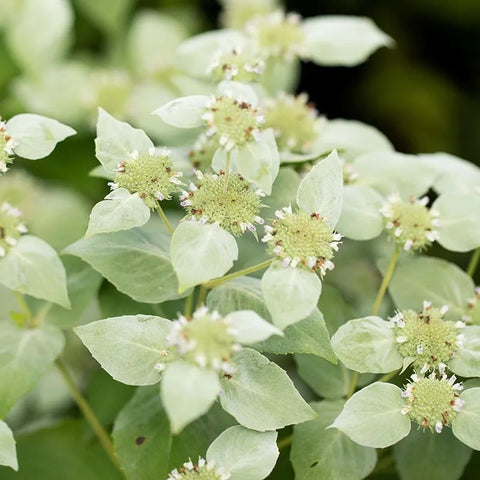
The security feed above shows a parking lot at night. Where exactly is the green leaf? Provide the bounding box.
[452,388,480,450]
[331,316,402,373]
[394,427,472,480]
[225,310,283,345]
[4,0,72,71]
[261,261,322,329]
[86,189,151,237]
[161,360,220,433]
[292,400,377,480]
[113,386,234,480]
[207,426,279,480]
[256,308,336,361]
[450,326,480,378]
[170,222,238,292]
[0,235,70,308]
[296,354,350,399]
[296,150,343,226]
[0,322,65,417]
[331,382,411,448]
[220,348,316,431]
[303,15,393,66]
[73,0,132,35]
[6,113,76,160]
[74,315,171,386]
[389,256,475,321]
[65,228,184,303]
[152,95,209,128]
[236,129,280,195]
[0,420,121,479]
[434,193,480,252]
[0,422,17,471]
[95,108,154,174]
[354,151,435,199]
[313,119,393,160]
[265,167,301,213]
[336,185,384,240]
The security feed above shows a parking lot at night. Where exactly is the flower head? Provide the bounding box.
[167,458,230,480]
[263,93,325,154]
[401,371,464,433]
[180,170,264,236]
[208,46,265,83]
[109,147,182,208]
[189,133,220,172]
[380,194,440,251]
[245,10,305,60]
[262,205,342,275]
[462,287,480,325]
[164,307,241,375]
[391,302,465,372]
[0,119,17,175]
[0,202,27,257]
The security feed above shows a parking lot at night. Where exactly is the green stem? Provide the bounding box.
[196,284,208,308]
[347,371,359,399]
[13,292,34,327]
[184,290,195,317]
[378,369,400,383]
[277,434,292,450]
[371,246,401,316]
[224,151,231,191]
[204,258,274,289]
[56,359,124,476]
[467,247,480,278]
[155,204,174,235]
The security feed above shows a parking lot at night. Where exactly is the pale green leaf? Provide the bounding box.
[296,150,343,226]
[127,11,187,77]
[292,400,377,480]
[207,426,279,480]
[313,119,393,160]
[152,95,208,128]
[113,386,234,480]
[95,108,154,174]
[0,235,69,308]
[86,189,151,237]
[264,167,301,217]
[331,382,410,448]
[170,222,238,292]
[74,315,171,386]
[394,427,472,480]
[256,308,336,361]
[420,152,480,195]
[296,354,350,399]
[175,29,247,78]
[6,113,76,160]
[236,129,279,195]
[220,348,316,431]
[64,228,184,303]
[261,56,301,95]
[331,316,402,373]
[336,185,384,240]
[354,151,435,199]
[261,261,321,329]
[225,310,283,345]
[0,322,65,417]
[449,326,480,378]
[434,193,480,252]
[161,360,220,434]
[5,0,72,71]
[389,256,475,321]
[452,388,480,450]
[0,422,17,471]
[303,15,393,66]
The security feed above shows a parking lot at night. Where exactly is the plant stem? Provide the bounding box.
[371,246,401,316]
[184,290,194,317]
[347,372,359,399]
[196,284,209,308]
[224,151,231,191]
[204,258,274,289]
[55,359,124,476]
[378,369,400,383]
[155,204,174,234]
[467,247,480,278]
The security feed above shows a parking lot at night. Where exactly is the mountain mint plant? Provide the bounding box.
[1,2,480,480]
